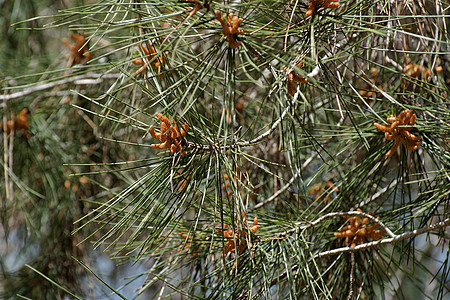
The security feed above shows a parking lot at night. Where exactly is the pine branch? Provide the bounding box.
[253,118,344,210]
[4,0,449,298]
[286,210,396,238]
[347,252,355,300]
[316,218,450,258]
[0,73,120,101]
[188,90,301,152]
[268,218,449,292]
[352,178,398,209]
[252,148,318,210]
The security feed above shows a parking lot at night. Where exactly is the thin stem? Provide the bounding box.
[285,210,395,238]
[187,92,299,153]
[352,178,398,209]
[254,117,343,210]
[270,218,450,288]
[315,218,450,258]
[252,150,318,210]
[236,96,296,147]
[307,34,356,77]
[347,252,355,300]
[2,99,11,202]
[0,73,120,101]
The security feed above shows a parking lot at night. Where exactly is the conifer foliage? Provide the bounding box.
[1,0,450,299]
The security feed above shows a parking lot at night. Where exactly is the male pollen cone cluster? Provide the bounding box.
[287,62,309,96]
[309,180,338,203]
[334,209,385,248]
[132,43,167,76]
[178,232,200,255]
[358,67,382,98]
[403,64,431,81]
[63,33,91,67]
[149,113,188,156]
[215,11,244,49]
[216,212,260,270]
[222,168,247,197]
[1,108,31,138]
[306,0,339,17]
[374,110,421,158]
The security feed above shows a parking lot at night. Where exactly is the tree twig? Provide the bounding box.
[0,73,121,101]
[284,210,395,238]
[187,85,300,153]
[315,218,450,258]
[347,252,355,300]
[307,34,356,78]
[253,118,344,210]
[252,150,317,210]
[353,178,398,209]
[268,218,450,288]
[236,96,296,147]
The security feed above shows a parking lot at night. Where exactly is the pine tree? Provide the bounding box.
[1,0,449,299]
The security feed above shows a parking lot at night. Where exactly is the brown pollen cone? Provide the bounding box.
[287,62,309,96]
[334,209,385,248]
[374,110,421,158]
[216,212,260,270]
[306,0,339,17]
[149,113,188,156]
[215,11,245,49]
[1,108,31,138]
[63,33,91,67]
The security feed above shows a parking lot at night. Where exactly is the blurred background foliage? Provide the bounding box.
[0,0,449,299]
[0,0,148,298]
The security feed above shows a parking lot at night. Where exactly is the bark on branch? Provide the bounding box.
[0,73,120,101]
